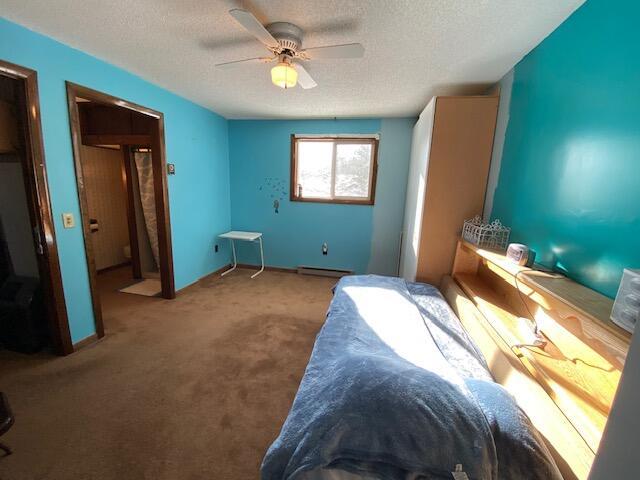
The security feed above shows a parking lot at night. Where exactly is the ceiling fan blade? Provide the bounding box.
[215,56,275,69]
[294,62,318,89]
[229,9,280,50]
[301,43,364,59]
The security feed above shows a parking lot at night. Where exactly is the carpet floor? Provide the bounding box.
[0,267,336,480]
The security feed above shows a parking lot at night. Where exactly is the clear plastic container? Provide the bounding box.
[611,269,640,333]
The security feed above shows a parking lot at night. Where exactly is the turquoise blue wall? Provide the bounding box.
[0,19,232,342]
[491,0,640,298]
[0,17,414,342]
[229,118,414,275]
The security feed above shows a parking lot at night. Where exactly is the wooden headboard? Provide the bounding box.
[441,240,631,480]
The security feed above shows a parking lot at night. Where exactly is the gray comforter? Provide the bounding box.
[261,275,561,480]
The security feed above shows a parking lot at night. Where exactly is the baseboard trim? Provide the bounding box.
[297,266,352,278]
[175,263,233,295]
[97,261,131,274]
[176,263,311,295]
[212,264,233,275]
[236,263,297,273]
[72,333,99,352]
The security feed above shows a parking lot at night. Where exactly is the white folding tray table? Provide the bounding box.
[218,231,264,278]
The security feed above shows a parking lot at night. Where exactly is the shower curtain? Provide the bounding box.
[134,151,160,269]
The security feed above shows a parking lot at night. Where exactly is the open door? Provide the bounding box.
[0,60,72,355]
[65,82,175,340]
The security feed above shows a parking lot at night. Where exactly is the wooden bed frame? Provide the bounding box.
[440,240,630,480]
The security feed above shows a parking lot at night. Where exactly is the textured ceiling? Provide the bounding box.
[0,0,584,118]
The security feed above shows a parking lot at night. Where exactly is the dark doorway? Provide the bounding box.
[0,60,72,355]
[65,83,175,339]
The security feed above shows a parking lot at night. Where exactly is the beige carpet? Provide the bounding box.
[0,267,336,480]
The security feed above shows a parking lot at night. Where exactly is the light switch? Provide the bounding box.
[62,213,75,229]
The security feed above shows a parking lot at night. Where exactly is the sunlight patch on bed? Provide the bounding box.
[343,285,458,381]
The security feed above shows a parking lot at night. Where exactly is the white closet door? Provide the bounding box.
[399,98,436,281]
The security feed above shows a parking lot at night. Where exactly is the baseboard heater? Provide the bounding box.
[297,266,352,278]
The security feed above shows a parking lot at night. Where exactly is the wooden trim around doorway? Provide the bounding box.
[65,82,176,339]
[122,146,142,279]
[0,59,73,355]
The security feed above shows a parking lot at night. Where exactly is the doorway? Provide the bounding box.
[0,60,72,356]
[66,83,175,338]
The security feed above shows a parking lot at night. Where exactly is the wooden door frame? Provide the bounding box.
[122,146,143,280]
[0,59,73,355]
[65,82,175,339]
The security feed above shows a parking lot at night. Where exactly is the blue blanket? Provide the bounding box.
[262,275,561,480]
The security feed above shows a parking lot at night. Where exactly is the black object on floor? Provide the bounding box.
[0,392,14,456]
[0,275,48,353]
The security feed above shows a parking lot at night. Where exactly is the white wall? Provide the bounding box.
[399,98,436,281]
[81,145,129,271]
[0,159,39,277]
[588,328,640,478]
[366,118,415,276]
[483,69,514,222]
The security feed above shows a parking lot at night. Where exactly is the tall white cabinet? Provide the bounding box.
[400,95,499,286]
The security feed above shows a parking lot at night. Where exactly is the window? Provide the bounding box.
[291,136,378,205]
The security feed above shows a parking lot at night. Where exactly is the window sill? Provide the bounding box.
[290,196,374,206]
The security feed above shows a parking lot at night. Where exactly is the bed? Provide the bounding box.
[261,275,562,480]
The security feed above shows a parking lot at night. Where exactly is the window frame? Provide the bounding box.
[290,135,379,205]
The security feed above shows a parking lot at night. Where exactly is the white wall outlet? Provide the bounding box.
[62,213,75,229]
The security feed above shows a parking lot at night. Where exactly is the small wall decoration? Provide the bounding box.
[258,177,287,213]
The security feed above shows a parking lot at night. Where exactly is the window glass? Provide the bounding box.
[297,141,333,198]
[292,137,377,204]
[335,143,372,198]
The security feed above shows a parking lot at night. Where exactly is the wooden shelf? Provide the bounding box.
[455,272,616,450]
[455,240,630,343]
[450,240,632,478]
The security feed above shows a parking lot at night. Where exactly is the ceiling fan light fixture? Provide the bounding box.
[219,9,364,90]
[271,62,298,89]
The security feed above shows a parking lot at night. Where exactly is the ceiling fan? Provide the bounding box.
[216,8,365,90]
